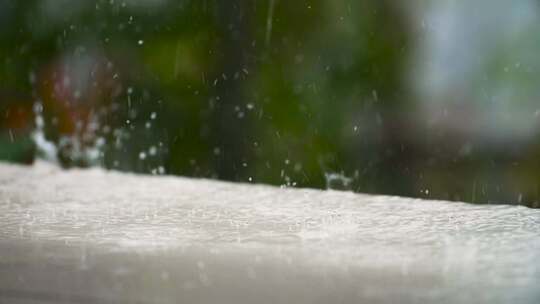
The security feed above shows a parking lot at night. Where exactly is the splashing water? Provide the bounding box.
[31,98,166,174]
[32,102,58,163]
[31,101,106,167]
[324,172,353,191]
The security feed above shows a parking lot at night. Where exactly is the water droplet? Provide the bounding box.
[372,90,378,102]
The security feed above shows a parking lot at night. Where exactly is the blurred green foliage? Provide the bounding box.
[1,0,539,207]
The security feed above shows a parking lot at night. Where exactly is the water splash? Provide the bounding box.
[31,101,106,166]
[30,98,166,174]
[324,172,353,191]
[32,102,58,163]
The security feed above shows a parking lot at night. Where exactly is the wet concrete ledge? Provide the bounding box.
[0,161,539,303]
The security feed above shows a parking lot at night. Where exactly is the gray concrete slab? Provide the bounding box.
[0,162,539,303]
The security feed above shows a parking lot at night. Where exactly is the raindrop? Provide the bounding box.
[157,166,165,174]
[265,0,276,46]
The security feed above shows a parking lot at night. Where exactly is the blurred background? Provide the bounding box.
[1,0,540,207]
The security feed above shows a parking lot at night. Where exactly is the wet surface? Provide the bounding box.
[0,162,539,303]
